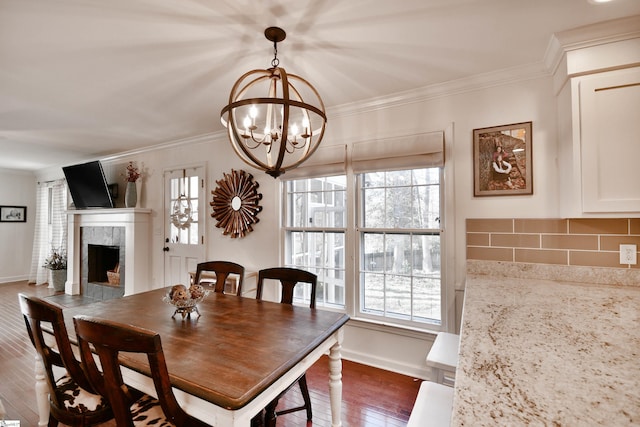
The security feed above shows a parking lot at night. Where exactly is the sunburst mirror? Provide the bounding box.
[210,169,262,238]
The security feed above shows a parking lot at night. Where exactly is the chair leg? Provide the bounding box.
[251,409,265,427]
[265,400,278,427]
[298,374,312,421]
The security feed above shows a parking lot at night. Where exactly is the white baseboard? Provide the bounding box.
[0,275,29,284]
[341,348,431,380]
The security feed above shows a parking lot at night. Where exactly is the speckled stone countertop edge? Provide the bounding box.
[466,259,640,287]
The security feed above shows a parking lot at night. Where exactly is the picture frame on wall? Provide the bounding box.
[0,205,27,222]
[473,121,533,197]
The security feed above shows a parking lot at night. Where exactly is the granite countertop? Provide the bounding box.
[452,274,640,426]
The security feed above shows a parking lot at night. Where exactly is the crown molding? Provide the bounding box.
[545,15,640,76]
[100,131,227,163]
[328,62,549,119]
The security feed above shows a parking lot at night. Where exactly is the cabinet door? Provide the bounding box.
[580,67,640,213]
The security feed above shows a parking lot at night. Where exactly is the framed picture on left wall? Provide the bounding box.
[0,205,27,222]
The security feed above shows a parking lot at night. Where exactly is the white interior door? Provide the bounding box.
[163,165,206,286]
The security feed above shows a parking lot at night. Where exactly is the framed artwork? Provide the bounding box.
[473,121,532,197]
[0,205,27,222]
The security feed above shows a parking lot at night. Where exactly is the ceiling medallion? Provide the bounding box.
[220,27,327,178]
[210,169,262,238]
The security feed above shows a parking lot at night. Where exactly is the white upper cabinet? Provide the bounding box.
[553,16,640,216]
[579,67,640,213]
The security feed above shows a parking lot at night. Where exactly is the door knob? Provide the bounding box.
[163,247,170,252]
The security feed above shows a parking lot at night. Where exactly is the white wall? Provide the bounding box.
[30,71,559,378]
[326,74,559,292]
[320,74,559,375]
[0,168,37,283]
[97,137,284,286]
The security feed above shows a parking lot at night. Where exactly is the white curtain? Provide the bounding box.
[28,179,68,285]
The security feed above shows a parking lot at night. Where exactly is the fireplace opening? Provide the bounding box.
[88,244,120,286]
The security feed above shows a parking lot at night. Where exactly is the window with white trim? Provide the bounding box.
[282,132,445,328]
[358,168,442,325]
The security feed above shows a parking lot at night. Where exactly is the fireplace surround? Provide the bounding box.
[66,208,151,297]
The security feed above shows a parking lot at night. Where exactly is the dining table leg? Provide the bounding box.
[328,331,344,427]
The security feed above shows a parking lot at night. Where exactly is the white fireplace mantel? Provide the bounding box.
[66,208,152,296]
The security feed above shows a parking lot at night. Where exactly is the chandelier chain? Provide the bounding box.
[271,40,279,68]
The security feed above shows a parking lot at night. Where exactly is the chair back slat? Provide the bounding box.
[256,267,317,308]
[194,261,245,295]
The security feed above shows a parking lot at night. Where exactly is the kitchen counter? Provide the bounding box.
[452,274,640,426]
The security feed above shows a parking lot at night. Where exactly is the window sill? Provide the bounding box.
[345,316,440,340]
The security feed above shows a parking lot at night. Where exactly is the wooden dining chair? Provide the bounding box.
[194,260,245,295]
[73,315,210,427]
[18,294,113,427]
[256,267,317,426]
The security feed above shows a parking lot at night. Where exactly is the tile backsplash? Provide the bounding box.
[467,218,640,270]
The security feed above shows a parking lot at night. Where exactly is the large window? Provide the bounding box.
[283,167,443,328]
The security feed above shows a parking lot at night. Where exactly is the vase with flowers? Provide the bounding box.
[43,248,67,292]
[124,161,141,208]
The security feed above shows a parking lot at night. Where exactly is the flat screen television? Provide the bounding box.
[62,160,114,209]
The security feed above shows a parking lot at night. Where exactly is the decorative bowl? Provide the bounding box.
[162,288,210,319]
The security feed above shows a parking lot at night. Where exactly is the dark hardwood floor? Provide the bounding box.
[0,280,421,426]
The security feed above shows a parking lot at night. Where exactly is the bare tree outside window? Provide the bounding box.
[360,168,441,324]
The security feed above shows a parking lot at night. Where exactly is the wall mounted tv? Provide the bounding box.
[62,160,114,209]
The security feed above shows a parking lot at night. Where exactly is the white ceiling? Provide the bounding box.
[2,0,639,171]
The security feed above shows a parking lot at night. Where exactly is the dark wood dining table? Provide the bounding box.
[34,287,349,426]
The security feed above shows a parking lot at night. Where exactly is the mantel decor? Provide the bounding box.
[0,205,27,222]
[220,27,327,178]
[473,121,533,197]
[210,169,262,238]
[124,161,141,208]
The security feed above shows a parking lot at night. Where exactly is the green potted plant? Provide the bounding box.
[43,248,67,292]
